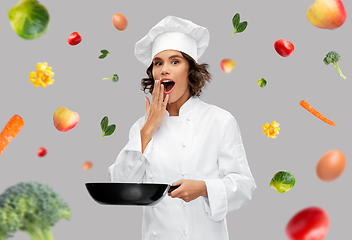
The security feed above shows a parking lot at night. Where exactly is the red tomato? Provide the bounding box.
[37,147,47,157]
[67,32,82,46]
[274,39,294,57]
[286,206,329,240]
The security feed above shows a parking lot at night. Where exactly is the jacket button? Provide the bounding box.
[150,174,153,178]
[182,144,186,148]
[153,231,157,236]
[184,231,188,236]
[181,171,185,176]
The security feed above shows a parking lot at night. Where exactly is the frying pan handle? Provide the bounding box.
[168,185,180,193]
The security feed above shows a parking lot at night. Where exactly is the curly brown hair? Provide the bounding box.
[141,51,211,97]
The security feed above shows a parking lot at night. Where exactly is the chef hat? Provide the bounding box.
[134,16,210,66]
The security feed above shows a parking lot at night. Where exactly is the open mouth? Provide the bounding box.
[161,80,175,94]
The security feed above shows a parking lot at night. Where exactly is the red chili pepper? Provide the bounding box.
[286,206,329,240]
[274,39,294,57]
[67,32,82,46]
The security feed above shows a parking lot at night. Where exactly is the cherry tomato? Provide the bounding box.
[83,161,93,170]
[274,39,294,57]
[67,32,82,46]
[37,147,47,157]
[286,206,329,240]
[112,13,128,31]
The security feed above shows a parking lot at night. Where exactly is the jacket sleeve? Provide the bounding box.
[108,117,153,183]
[203,115,257,221]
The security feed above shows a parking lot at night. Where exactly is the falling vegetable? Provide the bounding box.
[100,116,116,139]
[102,74,119,82]
[270,171,295,193]
[274,39,294,57]
[323,51,346,79]
[286,206,329,240]
[67,32,82,46]
[99,50,111,59]
[262,121,280,138]
[29,62,55,88]
[0,114,24,156]
[8,0,50,40]
[300,100,335,126]
[0,182,70,240]
[37,147,47,157]
[231,13,248,36]
[258,78,267,87]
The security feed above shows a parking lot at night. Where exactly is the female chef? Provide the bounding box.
[108,16,256,240]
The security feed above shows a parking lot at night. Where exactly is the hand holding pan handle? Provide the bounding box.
[168,185,180,193]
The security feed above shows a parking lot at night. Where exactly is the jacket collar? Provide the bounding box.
[165,96,200,118]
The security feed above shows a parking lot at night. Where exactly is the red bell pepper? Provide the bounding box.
[286,206,329,240]
[67,32,82,46]
[274,39,294,57]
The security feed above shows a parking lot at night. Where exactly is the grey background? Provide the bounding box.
[0,0,351,239]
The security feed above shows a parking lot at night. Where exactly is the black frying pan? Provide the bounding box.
[85,182,180,206]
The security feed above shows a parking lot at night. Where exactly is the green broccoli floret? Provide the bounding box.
[323,51,346,79]
[0,182,70,240]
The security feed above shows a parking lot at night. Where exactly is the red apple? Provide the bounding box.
[220,59,236,73]
[307,0,346,30]
[53,107,79,132]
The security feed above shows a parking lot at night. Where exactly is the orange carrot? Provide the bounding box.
[0,114,24,156]
[300,100,335,126]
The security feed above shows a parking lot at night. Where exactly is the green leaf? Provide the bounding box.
[235,21,248,34]
[99,50,110,59]
[103,124,116,137]
[101,116,108,132]
[232,13,240,29]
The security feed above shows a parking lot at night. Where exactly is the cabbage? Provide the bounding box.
[8,0,50,40]
[270,170,295,194]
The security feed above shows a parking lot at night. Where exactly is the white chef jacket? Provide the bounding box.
[108,96,256,240]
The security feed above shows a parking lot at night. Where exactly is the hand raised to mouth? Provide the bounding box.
[140,80,169,153]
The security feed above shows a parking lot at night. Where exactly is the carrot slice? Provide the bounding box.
[300,100,335,126]
[0,114,24,156]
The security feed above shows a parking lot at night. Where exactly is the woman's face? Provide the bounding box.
[152,50,190,104]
